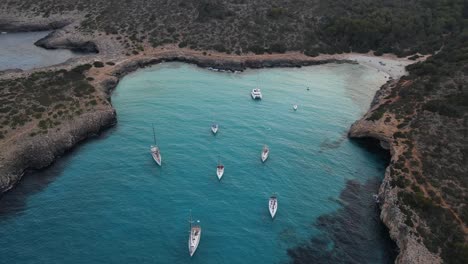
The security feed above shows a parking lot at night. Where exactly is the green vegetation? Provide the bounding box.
[0,64,105,138]
[366,106,386,121]
[3,0,466,56]
[399,190,467,263]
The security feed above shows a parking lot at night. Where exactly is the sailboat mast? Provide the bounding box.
[152,124,156,145]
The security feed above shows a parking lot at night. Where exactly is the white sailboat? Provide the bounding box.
[261,145,269,163]
[211,123,219,134]
[293,104,298,111]
[269,194,278,219]
[216,158,224,180]
[150,125,162,166]
[188,211,201,257]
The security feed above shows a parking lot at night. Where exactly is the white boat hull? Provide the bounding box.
[211,126,218,134]
[188,226,201,257]
[269,197,277,218]
[293,105,298,111]
[217,167,224,180]
[261,150,269,162]
[150,146,162,166]
[251,93,262,100]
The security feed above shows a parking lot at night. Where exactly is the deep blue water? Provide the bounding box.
[0,63,395,263]
[0,31,78,71]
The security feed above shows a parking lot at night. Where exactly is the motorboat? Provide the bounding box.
[261,145,269,162]
[251,88,262,100]
[216,160,224,180]
[211,123,219,134]
[293,104,298,111]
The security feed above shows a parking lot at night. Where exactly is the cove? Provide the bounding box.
[0,31,79,71]
[0,62,395,263]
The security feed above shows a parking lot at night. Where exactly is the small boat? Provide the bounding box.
[150,125,162,166]
[269,194,278,219]
[293,104,298,111]
[188,211,201,257]
[216,158,224,180]
[251,88,262,100]
[211,123,219,134]
[261,145,269,162]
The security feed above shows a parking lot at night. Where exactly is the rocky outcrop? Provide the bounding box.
[0,108,116,194]
[34,27,98,53]
[349,81,443,264]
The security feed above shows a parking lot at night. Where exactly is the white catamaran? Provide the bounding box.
[150,125,162,166]
[251,88,262,100]
[269,194,278,219]
[261,145,269,163]
[216,158,224,180]
[188,211,201,257]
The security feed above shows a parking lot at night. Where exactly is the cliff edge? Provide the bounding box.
[349,40,468,263]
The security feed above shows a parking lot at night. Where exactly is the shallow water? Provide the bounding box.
[0,31,78,71]
[0,62,395,263]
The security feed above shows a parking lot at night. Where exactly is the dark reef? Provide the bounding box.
[287,178,397,264]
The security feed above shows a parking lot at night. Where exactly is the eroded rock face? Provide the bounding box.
[0,108,116,194]
[349,81,443,264]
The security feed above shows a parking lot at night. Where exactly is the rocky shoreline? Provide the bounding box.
[348,81,442,264]
[0,19,429,263]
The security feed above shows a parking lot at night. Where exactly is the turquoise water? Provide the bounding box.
[0,63,394,263]
[0,31,78,71]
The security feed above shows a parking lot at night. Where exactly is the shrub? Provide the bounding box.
[93,61,105,68]
[269,43,286,53]
[248,44,265,54]
[178,41,188,48]
[267,7,285,19]
[367,107,385,121]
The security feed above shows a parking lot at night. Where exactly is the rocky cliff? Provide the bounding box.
[349,40,468,263]
[0,109,116,193]
[349,80,443,263]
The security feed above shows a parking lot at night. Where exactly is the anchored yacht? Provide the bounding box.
[216,159,225,180]
[150,125,162,166]
[211,123,219,134]
[261,145,269,162]
[251,88,262,100]
[150,145,162,166]
[188,212,201,257]
[269,195,278,219]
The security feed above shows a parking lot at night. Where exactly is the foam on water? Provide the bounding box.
[0,62,394,263]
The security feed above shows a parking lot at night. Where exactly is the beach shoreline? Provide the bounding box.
[0,42,426,196]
